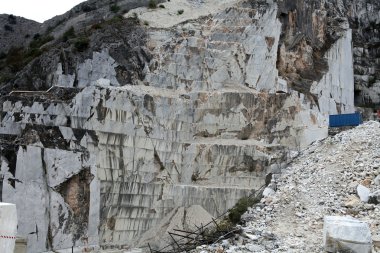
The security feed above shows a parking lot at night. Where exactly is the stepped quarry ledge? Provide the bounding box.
[0,0,355,252]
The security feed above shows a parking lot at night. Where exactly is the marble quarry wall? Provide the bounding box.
[0,0,358,251]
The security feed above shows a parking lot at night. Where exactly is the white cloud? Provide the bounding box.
[0,0,86,23]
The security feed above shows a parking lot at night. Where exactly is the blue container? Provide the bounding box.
[329,112,362,127]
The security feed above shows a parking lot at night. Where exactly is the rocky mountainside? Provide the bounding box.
[0,0,378,252]
[0,14,40,55]
[194,121,380,252]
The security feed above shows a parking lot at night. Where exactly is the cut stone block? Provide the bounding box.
[0,203,17,253]
[323,216,372,253]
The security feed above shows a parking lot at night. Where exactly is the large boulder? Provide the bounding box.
[323,216,372,253]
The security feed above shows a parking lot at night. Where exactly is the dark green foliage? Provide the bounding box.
[148,0,157,9]
[0,72,13,83]
[26,48,42,59]
[105,15,124,25]
[62,27,76,42]
[177,9,184,15]
[29,35,54,49]
[7,15,17,24]
[0,31,54,82]
[228,196,257,224]
[5,47,25,71]
[110,4,121,13]
[33,33,40,40]
[91,23,102,30]
[159,4,165,8]
[74,37,90,52]
[81,4,95,12]
[4,24,13,32]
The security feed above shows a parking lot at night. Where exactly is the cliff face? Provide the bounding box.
[0,0,376,252]
[347,1,380,105]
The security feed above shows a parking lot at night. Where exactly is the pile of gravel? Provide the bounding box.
[193,121,380,252]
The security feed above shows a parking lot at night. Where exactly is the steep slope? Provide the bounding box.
[0,0,375,252]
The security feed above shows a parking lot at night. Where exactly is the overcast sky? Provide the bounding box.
[1,0,86,23]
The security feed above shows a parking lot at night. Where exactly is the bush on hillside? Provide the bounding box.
[110,4,121,13]
[74,37,90,52]
[148,0,157,9]
[62,26,76,42]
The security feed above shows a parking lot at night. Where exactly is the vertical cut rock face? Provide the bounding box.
[0,0,360,251]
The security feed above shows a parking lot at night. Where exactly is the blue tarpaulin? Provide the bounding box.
[329,112,362,127]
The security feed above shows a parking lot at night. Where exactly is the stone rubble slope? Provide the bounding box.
[194,121,380,252]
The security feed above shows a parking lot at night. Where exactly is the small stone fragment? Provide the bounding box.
[361,178,372,187]
[357,184,371,202]
[344,195,361,208]
[368,190,380,205]
[374,175,380,185]
[263,187,276,197]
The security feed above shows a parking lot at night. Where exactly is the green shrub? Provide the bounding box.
[106,15,124,25]
[81,4,95,12]
[29,35,54,49]
[74,37,90,52]
[6,47,25,71]
[228,196,257,224]
[8,14,17,24]
[110,4,121,13]
[91,23,102,30]
[26,48,42,59]
[177,9,184,15]
[4,24,13,32]
[62,26,76,42]
[148,0,157,8]
[33,33,41,40]
[159,4,165,8]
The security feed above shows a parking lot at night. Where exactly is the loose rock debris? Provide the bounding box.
[192,121,380,252]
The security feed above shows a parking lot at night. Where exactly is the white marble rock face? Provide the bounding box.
[0,0,356,251]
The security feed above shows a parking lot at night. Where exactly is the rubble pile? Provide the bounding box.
[194,121,380,252]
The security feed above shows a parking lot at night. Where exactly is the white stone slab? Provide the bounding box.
[0,203,17,253]
[323,216,372,253]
